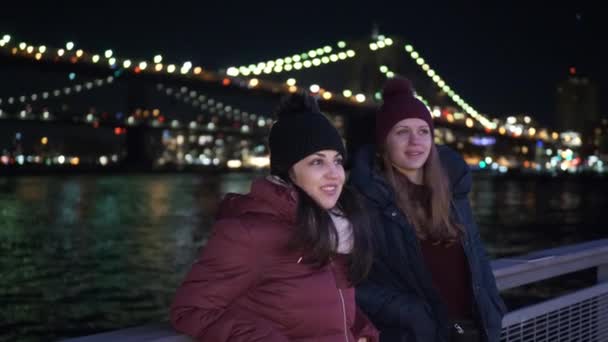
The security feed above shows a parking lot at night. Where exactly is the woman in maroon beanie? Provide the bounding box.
[349,77,506,342]
[170,92,378,342]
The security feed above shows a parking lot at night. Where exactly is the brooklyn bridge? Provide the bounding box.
[0,32,588,174]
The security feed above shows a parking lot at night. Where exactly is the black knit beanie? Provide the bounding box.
[268,92,346,176]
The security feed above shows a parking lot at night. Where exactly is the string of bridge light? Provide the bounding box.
[0,76,115,107]
[0,105,107,126]
[0,105,54,120]
[268,35,392,104]
[0,76,116,121]
[400,42,496,130]
[0,33,208,79]
[365,34,496,130]
[397,43,558,140]
[0,104,186,137]
[0,102,129,127]
[155,83,273,130]
[226,41,355,77]
[398,42,561,140]
[0,101,241,133]
[226,36,393,77]
[377,64,484,131]
[227,35,392,103]
[0,34,11,47]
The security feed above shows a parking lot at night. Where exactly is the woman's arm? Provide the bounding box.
[451,160,507,316]
[357,277,434,331]
[170,218,288,342]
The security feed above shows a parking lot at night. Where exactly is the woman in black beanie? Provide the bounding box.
[170,92,378,342]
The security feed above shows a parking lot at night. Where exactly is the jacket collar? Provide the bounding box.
[216,176,298,224]
[250,176,298,222]
[349,145,396,208]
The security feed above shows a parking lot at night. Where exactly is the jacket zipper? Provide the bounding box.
[452,202,491,340]
[391,208,449,337]
[337,288,349,342]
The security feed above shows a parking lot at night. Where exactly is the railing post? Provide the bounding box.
[598,263,608,283]
[597,264,608,341]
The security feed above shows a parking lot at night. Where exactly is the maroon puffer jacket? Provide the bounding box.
[170,177,379,341]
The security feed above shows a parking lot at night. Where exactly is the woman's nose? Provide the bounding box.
[325,163,341,179]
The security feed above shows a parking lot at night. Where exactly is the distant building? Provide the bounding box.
[556,69,600,136]
[592,118,608,157]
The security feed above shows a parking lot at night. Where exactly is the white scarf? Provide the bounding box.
[330,211,354,254]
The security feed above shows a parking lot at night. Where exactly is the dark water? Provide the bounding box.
[0,173,606,341]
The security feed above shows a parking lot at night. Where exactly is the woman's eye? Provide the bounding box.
[310,158,323,166]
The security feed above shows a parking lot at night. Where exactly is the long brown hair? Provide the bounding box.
[382,144,462,241]
[284,181,373,285]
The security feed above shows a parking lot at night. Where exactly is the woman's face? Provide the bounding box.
[385,118,432,176]
[290,150,345,210]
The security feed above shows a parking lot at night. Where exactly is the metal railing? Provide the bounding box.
[63,239,608,341]
[494,239,608,341]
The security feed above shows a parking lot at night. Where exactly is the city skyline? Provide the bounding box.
[0,1,603,126]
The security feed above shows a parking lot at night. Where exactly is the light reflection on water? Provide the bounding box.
[0,173,606,341]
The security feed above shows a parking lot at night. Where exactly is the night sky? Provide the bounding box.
[0,1,604,126]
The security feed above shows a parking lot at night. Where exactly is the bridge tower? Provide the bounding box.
[123,77,162,169]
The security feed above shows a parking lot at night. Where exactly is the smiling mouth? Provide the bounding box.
[320,185,339,194]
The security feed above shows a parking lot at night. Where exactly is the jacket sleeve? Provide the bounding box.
[451,162,508,317]
[170,218,288,342]
[356,258,434,333]
[351,305,380,342]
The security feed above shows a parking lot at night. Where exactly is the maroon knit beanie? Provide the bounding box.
[375,77,434,146]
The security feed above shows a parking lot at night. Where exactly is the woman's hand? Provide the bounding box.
[357,338,369,342]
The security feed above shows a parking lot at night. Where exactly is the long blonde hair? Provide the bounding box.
[382,144,462,241]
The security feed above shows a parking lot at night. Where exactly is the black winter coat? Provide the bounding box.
[350,145,507,342]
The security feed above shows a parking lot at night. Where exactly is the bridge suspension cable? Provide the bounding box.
[0,76,116,107]
[225,41,356,77]
[154,83,273,132]
[0,33,209,80]
[399,42,496,130]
